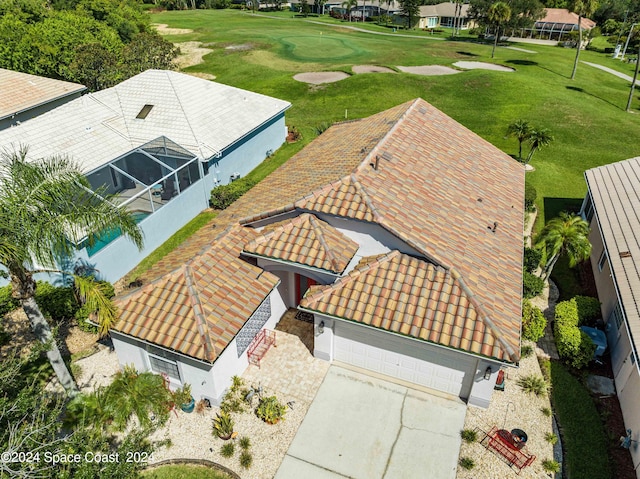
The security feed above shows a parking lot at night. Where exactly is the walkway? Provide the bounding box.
[583,61,640,86]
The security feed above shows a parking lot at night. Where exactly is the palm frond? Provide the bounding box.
[73,274,119,337]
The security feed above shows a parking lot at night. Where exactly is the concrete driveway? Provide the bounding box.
[275,366,467,479]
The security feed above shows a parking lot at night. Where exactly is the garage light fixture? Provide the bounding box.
[484,367,492,380]
[318,321,325,334]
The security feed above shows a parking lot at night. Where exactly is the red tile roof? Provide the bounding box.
[538,8,596,29]
[244,213,359,274]
[301,251,510,359]
[113,225,279,362]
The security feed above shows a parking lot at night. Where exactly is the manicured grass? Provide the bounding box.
[142,464,234,479]
[550,361,611,479]
[153,9,640,231]
[128,211,217,280]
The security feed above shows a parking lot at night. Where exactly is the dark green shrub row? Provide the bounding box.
[523,270,544,299]
[554,299,596,369]
[524,182,537,212]
[522,299,546,341]
[523,247,542,274]
[574,295,601,325]
[210,177,257,210]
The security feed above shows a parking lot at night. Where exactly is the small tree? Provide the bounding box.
[525,128,553,165]
[488,1,511,58]
[506,119,532,161]
[399,0,420,29]
[569,0,599,79]
[342,0,357,21]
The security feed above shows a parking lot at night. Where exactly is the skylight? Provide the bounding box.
[136,104,154,120]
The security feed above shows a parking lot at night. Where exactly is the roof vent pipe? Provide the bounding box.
[370,155,380,170]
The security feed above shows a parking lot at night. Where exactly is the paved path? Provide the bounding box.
[583,61,640,85]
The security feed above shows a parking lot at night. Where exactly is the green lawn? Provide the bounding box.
[154,9,640,230]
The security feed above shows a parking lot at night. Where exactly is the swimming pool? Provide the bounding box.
[86,211,150,257]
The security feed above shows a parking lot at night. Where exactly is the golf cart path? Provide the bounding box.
[583,61,640,85]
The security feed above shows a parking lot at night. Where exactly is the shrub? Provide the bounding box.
[524,182,537,212]
[574,296,601,325]
[523,247,542,273]
[541,406,552,417]
[545,432,559,445]
[521,344,534,358]
[542,459,560,473]
[554,299,596,369]
[523,271,544,299]
[539,357,551,383]
[212,411,235,439]
[517,374,547,396]
[239,451,253,469]
[256,395,287,424]
[220,375,247,414]
[34,281,78,320]
[209,177,257,210]
[220,442,235,458]
[460,429,477,443]
[522,300,547,342]
[239,436,251,450]
[459,457,475,470]
[0,285,20,316]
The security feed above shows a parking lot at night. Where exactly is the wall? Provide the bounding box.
[467,360,502,409]
[618,368,640,475]
[588,217,618,322]
[203,115,287,192]
[257,258,338,286]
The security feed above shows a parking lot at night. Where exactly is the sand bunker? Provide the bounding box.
[225,44,255,51]
[154,23,193,35]
[396,65,460,76]
[175,42,214,70]
[293,72,350,84]
[352,65,395,74]
[453,61,514,72]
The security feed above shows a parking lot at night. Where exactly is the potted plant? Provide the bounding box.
[213,411,235,440]
[256,395,287,425]
[173,384,195,413]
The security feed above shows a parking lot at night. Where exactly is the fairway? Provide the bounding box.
[153,9,640,230]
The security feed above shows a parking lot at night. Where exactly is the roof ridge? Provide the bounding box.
[450,268,519,362]
[308,214,343,272]
[244,213,311,248]
[184,263,217,362]
[350,174,383,222]
[115,263,189,303]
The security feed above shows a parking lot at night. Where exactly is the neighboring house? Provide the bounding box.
[519,8,596,41]
[417,3,472,30]
[0,69,290,283]
[583,157,640,476]
[0,69,86,130]
[112,98,524,409]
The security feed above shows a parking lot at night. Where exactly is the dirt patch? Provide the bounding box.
[352,65,395,74]
[154,23,194,35]
[293,71,349,84]
[175,41,214,70]
[453,61,515,72]
[225,43,255,51]
[396,65,461,76]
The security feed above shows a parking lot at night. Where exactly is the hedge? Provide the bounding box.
[522,299,546,342]
[34,281,78,321]
[209,177,257,210]
[554,298,596,369]
[524,182,537,212]
[574,296,601,325]
[523,270,544,299]
[523,247,542,274]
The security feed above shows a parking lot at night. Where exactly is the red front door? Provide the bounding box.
[295,274,317,304]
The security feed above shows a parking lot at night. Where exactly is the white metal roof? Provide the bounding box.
[585,157,640,349]
[0,70,291,173]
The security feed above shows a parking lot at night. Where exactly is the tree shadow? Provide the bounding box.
[456,51,479,57]
[506,59,538,66]
[565,85,621,111]
[543,197,584,223]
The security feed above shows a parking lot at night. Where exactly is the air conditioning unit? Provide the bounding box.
[230,172,241,182]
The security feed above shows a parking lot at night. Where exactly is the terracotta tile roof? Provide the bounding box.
[537,8,596,29]
[242,98,524,362]
[113,225,279,362]
[244,213,358,274]
[301,251,510,360]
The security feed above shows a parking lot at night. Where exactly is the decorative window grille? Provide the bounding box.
[148,355,180,381]
[237,297,271,357]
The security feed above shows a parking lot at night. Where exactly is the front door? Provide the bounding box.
[294,274,317,304]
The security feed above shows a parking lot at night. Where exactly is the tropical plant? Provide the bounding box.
[487,1,511,58]
[172,383,192,405]
[460,429,478,443]
[517,374,548,396]
[256,395,287,424]
[545,432,559,444]
[542,458,561,473]
[220,375,247,413]
[523,246,542,273]
[459,456,475,470]
[521,343,534,358]
[239,436,251,450]
[506,119,532,161]
[342,0,357,21]
[541,406,552,417]
[570,0,599,79]
[213,411,235,439]
[220,442,235,457]
[0,147,144,396]
[525,128,553,164]
[239,450,253,469]
[535,212,591,280]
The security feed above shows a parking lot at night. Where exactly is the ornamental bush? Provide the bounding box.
[34,281,78,321]
[523,247,542,274]
[523,270,544,299]
[524,182,537,212]
[0,285,20,316]
[574,296,601,325]
[554,299,596,369]
[522,300,546,342]
[209,177,257,210]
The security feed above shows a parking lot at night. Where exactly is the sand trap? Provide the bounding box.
[396,65,460,76]
[225,44,255,51]
[293,72,349,84]
[453,61,514,72]
[154,23,193,35]
[175,42,214,70]
[352,65,395,74]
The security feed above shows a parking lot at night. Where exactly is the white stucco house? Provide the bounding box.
[583,158,640,476]
[112,98,524,408]
[0,69,290,283]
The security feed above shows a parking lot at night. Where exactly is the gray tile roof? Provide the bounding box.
[585,157,640,350]
[0,70,290,173]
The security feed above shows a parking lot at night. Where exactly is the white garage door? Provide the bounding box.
[334,322,475,398]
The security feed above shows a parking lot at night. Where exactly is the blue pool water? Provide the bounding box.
[86,211,150,257]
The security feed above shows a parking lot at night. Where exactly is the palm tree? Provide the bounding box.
[535,212,591,280]
[569,0,599,80]
[0,147,144,396]
[525,128,553,164]
[506,119,532,161]
[488,2,511,59]
[342,0,357,21]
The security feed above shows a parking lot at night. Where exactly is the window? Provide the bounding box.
[598,250,608,272]
[582,194,594,222]
[610,303,624,331]
[148,354,180,381]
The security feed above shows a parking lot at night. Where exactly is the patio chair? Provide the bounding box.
[161,181,176,201]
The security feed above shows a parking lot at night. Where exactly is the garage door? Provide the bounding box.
[333,322,475,398]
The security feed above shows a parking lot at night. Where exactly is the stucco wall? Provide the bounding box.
[588,217,618,322]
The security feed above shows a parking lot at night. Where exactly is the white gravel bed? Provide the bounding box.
[148,399,309,479]
[75,346,121,392]
[453,61,514,72]
[457,342,555,478]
